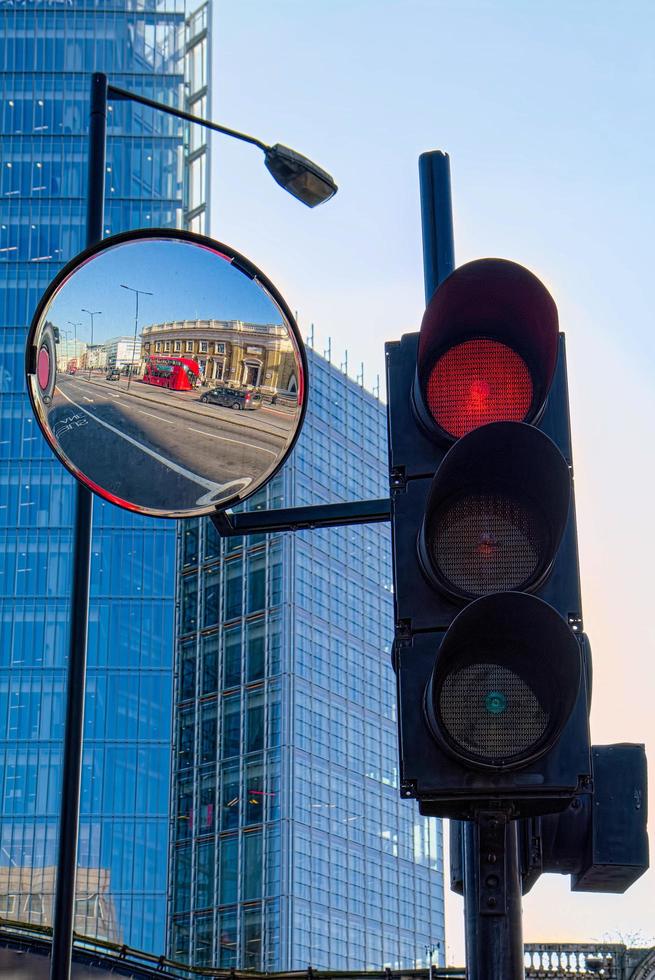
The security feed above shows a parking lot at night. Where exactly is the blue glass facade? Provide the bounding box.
[170,347,445,970]
[0,2,209,954]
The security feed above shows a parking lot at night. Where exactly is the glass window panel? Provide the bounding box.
[205,518,221,561]
[198,769,215,835]
[173,844,191,912]
[247,553,265,614]
[242,831,262,901]
[244,757,265,826]
[176,776,193,842]
[218,908,237,967]
[179,638,195,701]
[201,633,219,696]
[224,560,243,620]
[219,836,238,905]
[246,691,264,754]
[182,521,199,566]
[203,569,220,629]
[195,839,215,909]
[221,763,240,831]
[171,916,190,963]
[223,627,241,688]
[246,620,265,682]
[194,912,213,967]
[177,707,194,770]
[200,700,217,765]
[221,693,241,759]
[181,574,198,634]
[242,905,262,969]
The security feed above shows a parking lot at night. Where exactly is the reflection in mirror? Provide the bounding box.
[26,232,306,517]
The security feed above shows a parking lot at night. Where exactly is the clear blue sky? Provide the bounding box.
[48,238,282,339]
[210,1,654,961]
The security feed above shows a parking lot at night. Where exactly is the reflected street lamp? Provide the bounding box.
[81,308,101,377]
[67,320,81,365]
[120,283,152,390]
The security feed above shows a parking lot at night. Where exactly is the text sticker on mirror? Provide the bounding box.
[26,230,307,518]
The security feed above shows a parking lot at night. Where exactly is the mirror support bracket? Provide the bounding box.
[211,498,391,536]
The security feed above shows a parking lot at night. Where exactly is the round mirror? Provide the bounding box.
[25,229,307,518]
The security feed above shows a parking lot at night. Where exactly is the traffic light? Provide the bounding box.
[387,258,592,819]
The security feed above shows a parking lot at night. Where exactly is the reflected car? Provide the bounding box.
[200,385,263,411]
[106,368,121,381]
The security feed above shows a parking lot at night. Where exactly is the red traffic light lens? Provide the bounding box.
[426,338,533,438]
[429,491,546,597]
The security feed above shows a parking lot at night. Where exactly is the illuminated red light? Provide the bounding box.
[426,337,533,438]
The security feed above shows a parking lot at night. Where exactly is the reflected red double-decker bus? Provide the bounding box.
[142,355,200,391]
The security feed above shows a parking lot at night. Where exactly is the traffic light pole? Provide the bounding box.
[418,151,524,980]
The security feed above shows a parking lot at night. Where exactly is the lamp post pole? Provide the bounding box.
[48,69,335,980]
[49,72,107,980]
[120,283,152,389]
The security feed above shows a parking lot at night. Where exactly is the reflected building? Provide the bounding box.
[0,0,211,955]
[141,319,300,394]
[103,336,142,371]
[0,866,120,943]
[168,347,445,970]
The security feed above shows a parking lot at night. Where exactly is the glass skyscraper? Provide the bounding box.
[0,2,210,954]
[170,347,445,970]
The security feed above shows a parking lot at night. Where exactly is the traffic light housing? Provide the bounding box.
[388,258,592,819]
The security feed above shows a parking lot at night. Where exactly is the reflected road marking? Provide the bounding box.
[56,387,239,497]
[139,409,174,425]
[186,426,277,456]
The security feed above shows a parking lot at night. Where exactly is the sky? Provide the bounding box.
[209,0,655,963]
[46,238,283,341]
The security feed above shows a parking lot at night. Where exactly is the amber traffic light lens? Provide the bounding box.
[429,491,547,598]
[426,338,533,438]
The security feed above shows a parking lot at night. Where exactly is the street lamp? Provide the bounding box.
[47,72,337,980]
[120,283,152,390]
[108,83,337,208]
[81,308,101,376]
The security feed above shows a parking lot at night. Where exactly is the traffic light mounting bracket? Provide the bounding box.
[211,498,391,536]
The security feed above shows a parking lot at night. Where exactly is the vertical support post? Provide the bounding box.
[463,814,524,980]
[418,149,524,979]
[49,71,107,980]
[419,150,455,300]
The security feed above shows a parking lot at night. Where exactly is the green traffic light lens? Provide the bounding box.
[484,690,507,715]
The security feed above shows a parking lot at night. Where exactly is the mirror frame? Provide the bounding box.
[25,227,309,518]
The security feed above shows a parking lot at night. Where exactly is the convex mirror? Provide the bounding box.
[26,229,307,517]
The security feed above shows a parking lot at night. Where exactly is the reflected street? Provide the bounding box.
[49,372,295,511]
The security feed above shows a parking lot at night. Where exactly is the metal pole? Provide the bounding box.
[418,150,524,980]
[418,150,455,300]
[49,71,107,980]
[121,284,152,390]
[463,814,524,980]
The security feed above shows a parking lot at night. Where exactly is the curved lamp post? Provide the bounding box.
[50,72,337,980]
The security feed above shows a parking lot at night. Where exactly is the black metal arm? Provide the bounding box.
[212,498,391,536]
